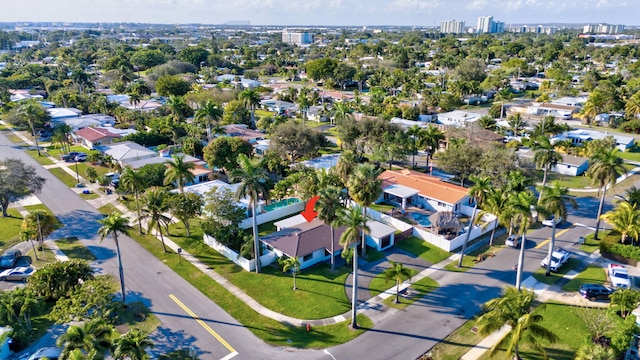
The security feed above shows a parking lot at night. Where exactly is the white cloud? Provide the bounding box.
[466,0,489,10]
[387,0,443,11]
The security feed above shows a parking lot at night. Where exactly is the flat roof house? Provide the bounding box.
[518,148,589,176]
[551,129,634,152]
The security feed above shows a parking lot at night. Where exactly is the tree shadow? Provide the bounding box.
[51,209,104,239]
[149,327,205,358]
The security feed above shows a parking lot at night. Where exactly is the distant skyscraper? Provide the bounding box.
[583,23,625,34]
[441,20,465,34]
[281,30,313,46]
[492,21,505,33]
[477,16,493,34]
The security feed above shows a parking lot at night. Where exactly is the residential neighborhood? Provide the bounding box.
[2,14,640,360]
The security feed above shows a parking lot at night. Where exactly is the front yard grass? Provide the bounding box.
[97,204,121,215]
[72,162,112,178]
[128,226,371,347]
[80,191,100,200]
[26,245,59,268]
[579,231,606,253]
[395,236,451,265]
[444,241,502,272]
[368,268,419,298]
[561,264,607,292]
[25,149,55,165]
[0,208,24,250]
[426,316,484,360]
[49,167,80,187]
[382,275,439,310]
[55,237,97,261]
[6,133,24,143]
[532,258,581,285]
[113,300,162,335]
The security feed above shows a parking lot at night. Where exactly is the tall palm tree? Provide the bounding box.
[418,125,445,170]
[539,181,577,276]
[506,113,527,136]
[623,186,640,207]
[587,148,627,239]
[128,93,141,110]
[406,125,422,168]
[166,95,187,122]
[346,164,382,257]
[494,88,513,120]
[508,191,537,290]
[52,123,73,154]
[281,256,301,290]
[383,261,413,304]
[231,153,269,273]
[164,154,195,194]
[239,88,261,128]
[625,91,640,119]
[332,102,353,125]
[296,95,311,126]
[533,135,563,204]
[120,167,146,234]
[601,201,640,245]
[139,188,172,253]
[339,205,370,329]
[17,101,48,156]
[195,99,223,142]
[316,185,346,271]
[56,319,113,360]
[98,213,132,304]
[112,329,154,360]
[458,175,492,267]
[477,287,557,360]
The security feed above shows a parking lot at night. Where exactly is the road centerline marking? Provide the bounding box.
[169,294,237,355]
[535,225,575,249]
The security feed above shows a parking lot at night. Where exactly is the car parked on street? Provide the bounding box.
[74,153,88,162]
[60,151,81,161]
[579,283,614,301]
[505,234,520,248]
[608,263,631,289]
[541,247,571,272]
[0,266,35,282]
[27,347,61,360]
[0,249,21,268]
[542,216,563,227]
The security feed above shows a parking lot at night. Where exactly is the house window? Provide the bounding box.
[303,253,313,262]
[437,201,445,207]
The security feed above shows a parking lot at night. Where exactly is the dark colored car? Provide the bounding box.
[61,151,81,161]
[0,249,21,268]
[579,284,614,301]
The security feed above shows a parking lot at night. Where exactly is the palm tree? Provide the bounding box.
[539,181,577,276]
[166,95,187,121]
[52,123,73,154]
[195,100,223,142]
[339,205,370,329]
[587,148,627,239]
[508,191,537,290]
[418,125,445,170]
[476,116,497,131]
[601,201,640,245]
[506,113,527,136]
[128,93,141,110]
[383,261,413,304]
[98,213,132,304]
[239,88,261,128]
[56,319,113,360]
[17,101,48,156]
[231,153,269,273]
[533,136,563,204]
[406,125,422,168]
[85,167,98,183]
[112,329,154,360]
[296,95,311,126]
[332,102,353,125]
[477,287,557,360]
[164,154,195,194]
[316,185,346,271]
[625,92,640,120]
[346,164,382,257]
[623,186,640,207]
[458,175,492,267]
[281,256,301,290]
[575,344,616,360]
[139,188,172,252]
[494,88,513,120]
[120,167,146,234]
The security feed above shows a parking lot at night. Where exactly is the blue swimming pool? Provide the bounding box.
[410,212,432,227]
[263,198,300,212]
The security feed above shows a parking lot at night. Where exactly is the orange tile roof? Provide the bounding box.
[378,169,468,205]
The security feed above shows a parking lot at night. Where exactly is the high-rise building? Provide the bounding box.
[492,21,505,33]
[477,16,493,34]
[441,20,465,34]
[281,30,313,46]
[583,23,625,34]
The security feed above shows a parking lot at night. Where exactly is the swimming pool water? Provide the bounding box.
[410,212,432,227]
[263,198,301,212]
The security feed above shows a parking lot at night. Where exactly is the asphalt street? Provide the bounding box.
[0,130,619,360]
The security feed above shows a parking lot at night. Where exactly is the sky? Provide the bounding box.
[1,0,637,27]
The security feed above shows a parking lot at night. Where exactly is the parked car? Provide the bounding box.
[61,151,81,161]
[505,235,521,248]
[579,283,614,301]
[0,249,21,268]
[541,247,571,272]
[0,266,35,282]
[27,347,61,360]
[542,216,563,227]
[608,263,632,289]
[74,153,88,162]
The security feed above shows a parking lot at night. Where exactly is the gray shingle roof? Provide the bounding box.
[261,218,346,258]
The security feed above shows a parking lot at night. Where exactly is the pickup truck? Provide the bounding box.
[541,247,570,272]
[608,263,631,289]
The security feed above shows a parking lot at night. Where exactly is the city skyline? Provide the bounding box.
[1,0,637,27]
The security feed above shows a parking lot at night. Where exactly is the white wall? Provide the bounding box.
[203,233,277,272]
[239,201,305,230]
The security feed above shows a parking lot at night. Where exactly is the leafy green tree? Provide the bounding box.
[169,192,202,237]
[575,343,616,360]
[601,201,640,245]
[346,164,382,257]
[477,287,557,359]
[137,163,167,188]
[533,136,563,204]
[231,153,269,273]
[587,148,627,239]
[436,142,482,186]
[539,182,577,276]
[130,49,166,70]
[49,277,119,323]
[21,209,57,254]
[281,256,301,290]
[222,99,251,125]
[15,101,50,155]
[203,136,253,173]
[139,187,172,252]
[164,154,195,194]
[316,185,346,271]
[112,329,154,360]
[201,187,246,248]
[383,261,413,304]
[610,314,639,355]
[29,260,94,301]
[177,46,209,67]
[98,213,133,304]
[339,205,370,329]
[270,122,327,163]
[120,166,146,233]
[0,287,42,331]
[305,58,338,83]
[56,319,113,360]
[610,289,640,319]
[458,175,492,267]
[195,100,223,142]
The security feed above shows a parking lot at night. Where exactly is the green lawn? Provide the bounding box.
[55,237,97,261]
[428,315,485,360]
[369,203,396,214]
[27,245,60,268]
[395,236,451,265]
[127,226,371,347]
[619,145,640,162]
[72,162,112,178]
[49,167,80,187]
[444,240,503,273]
[113,301,162,335]
[561,265,607,292]
[579,232,606,253]
[25,149,55,165]
[97,204,121,215]
[80,192,100,200]
[532,258,581,285]
[381,275,439,310]
[0,208,25,250]
[6,133,24,143]
[45,145,96,159]
[368,268,419,298]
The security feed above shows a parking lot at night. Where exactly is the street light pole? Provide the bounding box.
[74,158,81,186]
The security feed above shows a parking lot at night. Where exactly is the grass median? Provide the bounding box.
[395,236,451,265]
[0,208,24,250]
[49,167,80,187]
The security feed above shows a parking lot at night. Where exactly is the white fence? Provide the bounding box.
[239,200,305,230]
[203,234,277,272]
[367,208,413,232]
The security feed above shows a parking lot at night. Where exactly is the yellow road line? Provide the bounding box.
[535,226,574,249]
[169,294,236,353]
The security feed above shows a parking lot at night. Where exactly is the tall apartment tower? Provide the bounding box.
[477,16,493,34]
[282,30,313,46]
[441,20,465,34]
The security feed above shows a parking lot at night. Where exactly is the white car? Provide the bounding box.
[505,235,521,248]
[0,266,35,282]
[608,264,631,289]
[542,216,563,227]
[541,247,570,272]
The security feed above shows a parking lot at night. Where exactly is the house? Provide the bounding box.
[253,139,271,156]
[436,110,483,127]
[517,148,589,176]
[551,129,635,152]
[62,114,116,131]
[296,154,341,170]
[100,141,158,167]
[181,179,255,212]
[9,90,43,102]
[75,127,122,149]
[47,107,82,121]
[378,169,470,214]
[528,102,579,120]
[390,117,431,130]
[222,124,265,143]
[260,99,296,114]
